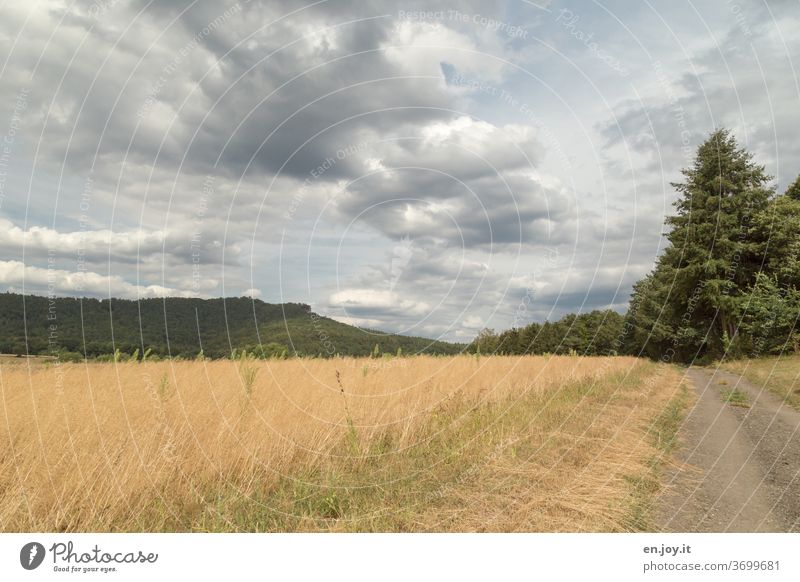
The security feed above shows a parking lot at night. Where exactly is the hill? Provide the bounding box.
[0,293,463,359]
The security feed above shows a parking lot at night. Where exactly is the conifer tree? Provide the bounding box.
[784,175,800,201]
[627,129,775,360]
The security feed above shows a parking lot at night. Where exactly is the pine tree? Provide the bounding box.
[785,175,800,201]
[752,182,800,288]
[627,129,775,361]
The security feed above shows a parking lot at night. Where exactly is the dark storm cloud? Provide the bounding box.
[6,0,506,186]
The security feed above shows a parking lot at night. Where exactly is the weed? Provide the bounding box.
[624,381,690,531]
[719,355,800,410]
[721,388,750,408]
[335,370,360,456]
[650,382,690,455]
[239,355,258,397]
[157,373,171,400]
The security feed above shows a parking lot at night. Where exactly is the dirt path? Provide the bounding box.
[656,367,800,532]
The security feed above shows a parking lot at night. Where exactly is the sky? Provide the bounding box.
[0,0,798,342]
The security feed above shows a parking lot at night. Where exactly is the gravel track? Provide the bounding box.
[656,367,800,532]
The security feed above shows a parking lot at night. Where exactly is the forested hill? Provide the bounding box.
[0,293,463,359]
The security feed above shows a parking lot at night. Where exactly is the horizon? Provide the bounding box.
[2,289,459,342]
[1,289,628,343]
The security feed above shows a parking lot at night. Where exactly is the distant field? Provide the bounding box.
[0,355,686,532]
[720,355,800,410]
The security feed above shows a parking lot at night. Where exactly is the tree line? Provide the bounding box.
[3,130,797,365]
[470,129,800,363]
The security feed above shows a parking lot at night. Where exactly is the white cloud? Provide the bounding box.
[0,260,196,299]
[0,219,166,260]
[462,314,485,329]
[329,288,430,315]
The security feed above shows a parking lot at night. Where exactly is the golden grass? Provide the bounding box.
[720,354,800,410]
[0,355,685,532]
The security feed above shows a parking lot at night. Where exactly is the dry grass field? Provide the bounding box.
[720,355,800,410]
[0,354,686,532]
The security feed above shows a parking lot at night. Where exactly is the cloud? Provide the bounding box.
[0,260,196,299]
[330,116,569,248]
[1,0,798,342]
[461,314,485,330]
[329,289,430,316]
[598,8,800,189]
[0,218,239,266]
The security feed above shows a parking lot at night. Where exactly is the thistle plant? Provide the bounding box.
[335,370,360,456]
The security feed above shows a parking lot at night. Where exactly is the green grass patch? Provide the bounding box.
[623,380,690,531]
[719,355,800,411]
[721,388,750,408]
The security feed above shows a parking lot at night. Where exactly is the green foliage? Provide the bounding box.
[624,129,799,362]
[471,328,497,354]
[721,388,750,408]
[243,342,290,359]
[785,174,800,201]
[468,310,625,356]
[751,190,800,288]
[0,294,462,360]
[737,273,800,356]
